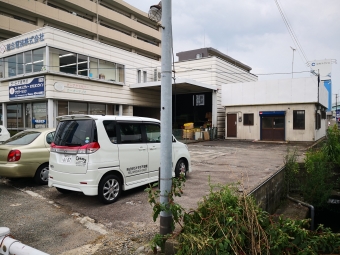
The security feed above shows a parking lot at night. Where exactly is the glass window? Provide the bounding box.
[77,54,88,76]
[32,102,47,128]
[315,112,321,130]
[262,117,272,128]
[103,120,117,144]
[69,101,87,114]
[137,70,141,83]
[89,57,98,78]
[99,59,116,81]
[89,103,105,115]
[117,64,124,83]
[0,58,3,78]
[7,104,23,130]
[58,101,68,116]
[46,131,55,144]
[24,51,32,74]
[243,113,254,126]
[273,117,284,128]
[143,71,147,82]
[5,55,16,77]
[25,103,32,129]
[3,131,40,145]
[118,123,142,144]
[33,48,45,72]
[54,119,96,146]
[145,124,160,143]
[293,110,305,130]
[17,53,24,75]
[56,49,77,74]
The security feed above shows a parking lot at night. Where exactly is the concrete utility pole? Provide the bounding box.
[159,0,173,235]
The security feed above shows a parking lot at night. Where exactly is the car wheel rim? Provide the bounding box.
[179,162,186,174]
[40,166,49,182]
[103,179,119,201]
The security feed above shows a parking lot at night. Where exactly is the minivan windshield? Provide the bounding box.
[3,131,41,145]
[54,119,96,146]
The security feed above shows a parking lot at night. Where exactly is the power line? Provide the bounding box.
[274,0,310,67]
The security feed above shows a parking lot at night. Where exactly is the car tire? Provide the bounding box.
[175,159,187,178]
[98,174,122,204]
[56,187,72,194]
[34,163,49,185]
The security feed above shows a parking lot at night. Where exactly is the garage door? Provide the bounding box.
[260,111,285,141]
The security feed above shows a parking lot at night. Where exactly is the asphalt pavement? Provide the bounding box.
[0,140,311,254]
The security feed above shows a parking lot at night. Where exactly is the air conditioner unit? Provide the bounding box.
[153,68,161,81]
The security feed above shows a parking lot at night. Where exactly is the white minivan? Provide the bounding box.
[48,115,191,204]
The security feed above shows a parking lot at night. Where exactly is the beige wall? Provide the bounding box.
[224,104,326,141]
[0,0,161,58]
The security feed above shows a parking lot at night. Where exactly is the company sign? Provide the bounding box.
[308,59,335,81]
[0,33,44,54]
[9,77,45,100]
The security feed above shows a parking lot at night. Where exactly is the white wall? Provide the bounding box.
[224,104,326,142]
[222,76,327,108]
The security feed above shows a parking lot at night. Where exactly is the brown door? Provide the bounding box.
[261,116,285,141]
[227,114,237,137]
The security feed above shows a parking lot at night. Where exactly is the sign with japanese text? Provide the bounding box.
[0,33,44,54]
[9,76,45,100]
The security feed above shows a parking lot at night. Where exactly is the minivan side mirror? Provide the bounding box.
[172,136,176,143]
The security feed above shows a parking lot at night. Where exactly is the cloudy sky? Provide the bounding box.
[125,0,340,104]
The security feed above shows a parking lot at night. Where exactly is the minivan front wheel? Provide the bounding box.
[98,175,122,204]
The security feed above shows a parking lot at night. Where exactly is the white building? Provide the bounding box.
[221,77,328,141]
[0,27,161,129]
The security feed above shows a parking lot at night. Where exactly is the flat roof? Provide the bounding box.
[130,78,218,94]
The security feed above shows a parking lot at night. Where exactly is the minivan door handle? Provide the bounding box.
[149,146,156,150]
[139,147,146,151]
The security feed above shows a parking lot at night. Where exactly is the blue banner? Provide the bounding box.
[9,77,45,100]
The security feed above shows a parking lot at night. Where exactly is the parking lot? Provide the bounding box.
[0,140,311,254]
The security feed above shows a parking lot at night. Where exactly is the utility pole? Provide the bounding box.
[159,0,173,235]
[290,46,296,78]
[336,94,338,124]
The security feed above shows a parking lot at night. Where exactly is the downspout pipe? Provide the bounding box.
[287,195,314,231]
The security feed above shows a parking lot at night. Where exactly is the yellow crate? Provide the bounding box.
[184,122,194,129]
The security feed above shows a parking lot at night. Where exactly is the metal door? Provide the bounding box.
[227,114,237,137]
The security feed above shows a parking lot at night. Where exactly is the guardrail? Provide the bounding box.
[0,227,49,255]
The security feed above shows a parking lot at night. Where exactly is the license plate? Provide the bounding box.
[61,155,72,163]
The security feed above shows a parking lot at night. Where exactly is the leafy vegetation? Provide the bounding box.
[145,127,340,254]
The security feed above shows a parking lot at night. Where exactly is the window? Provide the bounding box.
[24,51,32,74]
[3,131,40,145]
[321,110,326,119]
[17,53,24,75]
[77,54,88,76]
[69,102,87,115]
[103,120,117,144]
[89,103,105,115]
[118,123,142,144]
[54,119,96,146]
[293,110,305,130]
[32,48,45,72]
[243,114,254,126]
[145,124,160,143]
[5,55,16,77]
[0,58,3,78]
[99,59,116,81]
[89,57,98,78]
[315,112,321,130]
[137,70,141,83]
[143,71,147,83]
[32,102,47,128]
[195,95,205,106]
[46,132,55,144]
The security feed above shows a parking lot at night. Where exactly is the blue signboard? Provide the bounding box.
[9,77,45,100]
[323,80,332,111]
